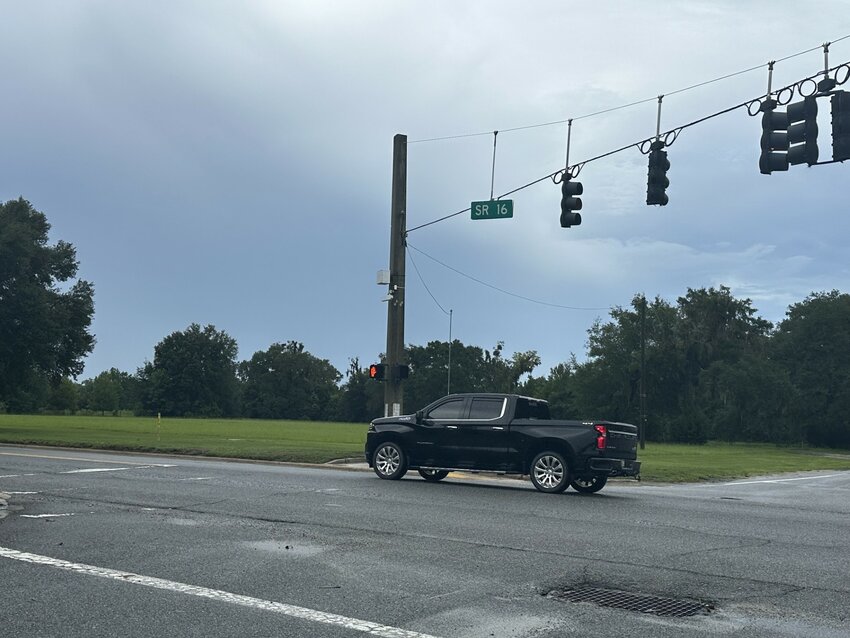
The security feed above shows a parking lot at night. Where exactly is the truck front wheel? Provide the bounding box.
[570,474,608,494]
[530,451,570,493]
[373,442,408,480]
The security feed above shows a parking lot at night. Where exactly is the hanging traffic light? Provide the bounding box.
[559,175,582,228]
[646,140,670,206]
[786,96,819,166]
[368,363,386,380]
[831,90,850,162]
[759,101,789,174]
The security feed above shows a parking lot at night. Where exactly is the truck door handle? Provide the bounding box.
[446,425,458,429]
[491,426,505,430]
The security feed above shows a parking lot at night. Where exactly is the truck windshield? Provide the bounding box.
[515,398,550,420]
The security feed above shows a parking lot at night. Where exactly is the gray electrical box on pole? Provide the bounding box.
[384,134,407,417]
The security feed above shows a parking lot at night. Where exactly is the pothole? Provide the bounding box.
[546,585,714,617]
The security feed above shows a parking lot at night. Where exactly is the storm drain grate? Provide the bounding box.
[547,586,714,617]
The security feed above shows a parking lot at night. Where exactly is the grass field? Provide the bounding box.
[1,414,849,482]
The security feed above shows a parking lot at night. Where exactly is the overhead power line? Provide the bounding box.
[409,34,850,144]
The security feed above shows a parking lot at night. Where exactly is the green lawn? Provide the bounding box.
[1,414,849,482]
[0,414,367,464]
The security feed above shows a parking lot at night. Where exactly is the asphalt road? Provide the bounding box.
[1,444,849,638]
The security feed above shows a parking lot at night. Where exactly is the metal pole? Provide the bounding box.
[447,309,453,395]
[489,132,498,200]
[385,134,407,417]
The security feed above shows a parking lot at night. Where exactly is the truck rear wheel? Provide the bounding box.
[530,451,570,493]
[570,474,608,494]
[418,469,449,482]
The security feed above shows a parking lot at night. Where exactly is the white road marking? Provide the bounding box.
[725,473,843,486]
[61,467,134,474]
[0,452,174,466]
[20,513,74,518]
[0,474,35,478]
[176,477,213,481]
[60,464,176,474]
[0,546,441,638]
[7,491,40,495]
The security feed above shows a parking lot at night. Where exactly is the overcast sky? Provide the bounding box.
[2,1,849,385]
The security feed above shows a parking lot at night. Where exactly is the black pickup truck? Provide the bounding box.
[365,393,640,494]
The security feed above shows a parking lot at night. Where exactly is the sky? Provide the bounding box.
[2,1,850,385]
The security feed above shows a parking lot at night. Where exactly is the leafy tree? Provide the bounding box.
[336,358,383,423]
[0,198,95,411]
[771,290,850,447]
[141,324,240,417]
[569,289,773,442]
[403,340,540,411]
[79,368,141,415]
[48,378,79,413]
[239,341,341,420]
[697,355,794,443]
[520,359,578,419]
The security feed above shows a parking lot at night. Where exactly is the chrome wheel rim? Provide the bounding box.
[533,455,564,489]
[574,477,594,488]
[375,445,400,476]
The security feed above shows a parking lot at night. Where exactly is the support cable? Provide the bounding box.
[407,247,450,316]
[407,57,850,234]
[407,243,610,311]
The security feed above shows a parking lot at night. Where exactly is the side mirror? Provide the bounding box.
[415,410,424,425]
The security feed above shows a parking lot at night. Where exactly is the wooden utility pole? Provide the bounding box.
[639,294,647,450]
[384,134,407,417]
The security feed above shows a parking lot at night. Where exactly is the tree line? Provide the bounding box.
[3,198,849,448]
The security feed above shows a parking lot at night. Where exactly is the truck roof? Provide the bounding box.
[441,392,548,403]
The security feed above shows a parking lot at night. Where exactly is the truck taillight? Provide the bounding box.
[594,424,607,450]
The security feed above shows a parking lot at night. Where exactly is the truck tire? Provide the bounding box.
[418,469,450,482]
[530,451,570,493]
[373,442,408,480]
[570,474,608,494]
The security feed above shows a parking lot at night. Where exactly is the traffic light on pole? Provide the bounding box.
[368,363,386,380]
[831,90,850,162]
[645,140,670,206]
[759,101,789,174]
[559,175,582,228]
[785,96,819,166]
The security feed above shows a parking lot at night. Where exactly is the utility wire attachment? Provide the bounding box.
[655,95,664,140]
[490,131,498,200]
[564,119,573,169]
[819,42,837,92]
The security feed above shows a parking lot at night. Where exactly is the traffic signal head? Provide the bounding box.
[646,140,670,206]
[760,106,789,174]
[368,363,386,380]
[831,90,850,162]
[785,96,818,166]
[559,176,583,228]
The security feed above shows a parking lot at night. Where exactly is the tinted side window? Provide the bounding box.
[468,398,505,420]
[427,399,465,420]
[515,398,551,420]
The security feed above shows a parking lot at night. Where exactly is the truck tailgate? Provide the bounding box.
[603,422,638,458]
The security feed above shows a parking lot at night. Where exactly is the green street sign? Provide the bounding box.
[471,199,513,220]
